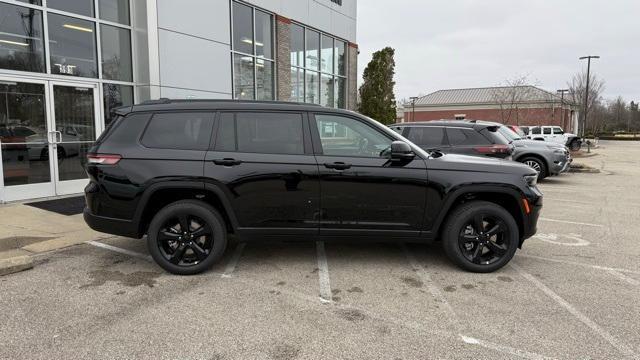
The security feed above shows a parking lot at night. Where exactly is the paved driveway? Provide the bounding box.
[1,141,639,360]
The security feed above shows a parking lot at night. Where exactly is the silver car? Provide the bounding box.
[497,125,571,180]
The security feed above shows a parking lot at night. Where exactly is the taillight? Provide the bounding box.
[473,145,513,155]
[87,153,121,165]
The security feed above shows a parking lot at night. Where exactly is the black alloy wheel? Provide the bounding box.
[442,201,519,273]
[148,200,227,275]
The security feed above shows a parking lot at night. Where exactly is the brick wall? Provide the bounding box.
[275,15,292,101]
[406,107,576,132]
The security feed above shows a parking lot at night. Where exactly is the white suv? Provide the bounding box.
[525,126,582,151]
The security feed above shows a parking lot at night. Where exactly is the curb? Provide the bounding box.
[0,255,33,276]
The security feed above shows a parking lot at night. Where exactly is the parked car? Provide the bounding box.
[389,120,515,159]
[496,124,572,180]
[527,126,582,151]
[507,125,526,138]
[84,100,542,275]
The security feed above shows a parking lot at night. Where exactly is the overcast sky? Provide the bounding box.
[357,0,640,104]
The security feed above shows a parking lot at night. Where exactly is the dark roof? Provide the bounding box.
[115,99,344,116]
[410,86,566,107]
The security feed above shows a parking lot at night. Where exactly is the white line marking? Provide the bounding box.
[221,243,246,278]
[460,335,554,360]
[86,241,152,261]
[511,262,638,359]
[533,233,591,247]
[544,198,591,205]
[517,254,640,275]
[315,241,332,303]
[608,270,640,287]
[539,217,604,228]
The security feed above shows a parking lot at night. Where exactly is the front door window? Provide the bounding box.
[315,114,392,158]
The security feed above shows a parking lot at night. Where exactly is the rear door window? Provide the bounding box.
[446,128,491,146]
[141,112,214,150]
[530,127,541,135]
[406,127,446,148]
[543,127,552,135]
[215,112,305,155]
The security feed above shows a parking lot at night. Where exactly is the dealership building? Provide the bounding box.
[0,0,358,203]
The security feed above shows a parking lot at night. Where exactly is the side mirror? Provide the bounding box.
[390,141,415,162]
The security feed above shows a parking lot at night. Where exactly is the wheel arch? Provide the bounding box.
[515,153,549,171]
[134,181,238,237]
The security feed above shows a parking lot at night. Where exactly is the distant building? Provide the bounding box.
[402,86,579,132]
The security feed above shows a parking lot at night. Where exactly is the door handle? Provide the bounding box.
[213,158,242,166]
[324,162,352,170]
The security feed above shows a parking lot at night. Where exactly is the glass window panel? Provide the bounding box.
[100,24,132,81]
[305,29,319,70]
[290,67,304,102]
[233,53,254,100]
[2,143,51,185]
[256,59,273,101]
[103,83,133,126]
[320,35,333,74]
[232,2,253,55]
[99,0,130,25]
[48,13,97,78]
[47,0,94,17]
[315,114,392,158]
[0,82,47,144]
[236,112,304,155]
[335,40,346,76]
[0,3,45,73]
[290,24,304,67]
[446,129,491,146]
[320,74,334,108]
[334,77,346,108]
[53,85,96,142]
[141,112,213,150]
[406,127,446,148]
[16,0,43,5]
[215,113,236,151]
[305,71,319,104]
[255,10,272,59]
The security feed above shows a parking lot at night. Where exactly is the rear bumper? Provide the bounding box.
[83,207,141,238]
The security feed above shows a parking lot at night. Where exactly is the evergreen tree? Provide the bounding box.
[358,47,397,124]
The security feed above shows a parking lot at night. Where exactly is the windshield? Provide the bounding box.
[497,126,522,142]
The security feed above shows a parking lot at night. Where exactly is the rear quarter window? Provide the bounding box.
[141,112,214,151]
[406,127,446,148]
[446,128,492,146]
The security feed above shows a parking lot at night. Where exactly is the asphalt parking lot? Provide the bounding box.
[1,141,639,360]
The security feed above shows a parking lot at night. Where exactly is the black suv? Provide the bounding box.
[84,100,542,275]
[390,120,515,159]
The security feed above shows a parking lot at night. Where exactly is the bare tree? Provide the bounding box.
[567,70,605,134]
[491,76,537,125]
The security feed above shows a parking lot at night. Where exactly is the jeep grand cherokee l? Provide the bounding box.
[84,99,542,275]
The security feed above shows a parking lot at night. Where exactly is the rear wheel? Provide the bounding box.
[521,156,547,180]
[147,200,227,275]
[442,201,519,273]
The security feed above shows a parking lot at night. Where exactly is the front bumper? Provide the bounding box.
[549,151,572,175]
[521,187,543,246]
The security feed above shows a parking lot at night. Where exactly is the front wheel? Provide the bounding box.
[569,140,581,151]
[441,201,519,273]
[521,157,547,180]
[147,200,227,275]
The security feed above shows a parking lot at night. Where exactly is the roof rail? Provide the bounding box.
[140,98,171,105]
[138,98,323,107]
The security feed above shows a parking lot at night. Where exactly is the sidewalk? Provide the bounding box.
[0,202,111,275]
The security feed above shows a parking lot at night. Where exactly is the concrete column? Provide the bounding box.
[275,15,292,102]
[347,42,358,111]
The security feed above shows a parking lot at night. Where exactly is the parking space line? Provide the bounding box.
[460,335,554,360]
[608,270,640,287]
[86,241,153,261]
[316,241,332,303]
[221,243,246,278]
[539,217,604,228]
[517,254,640,275]
[543,198,592,205]
[510,262,638,359]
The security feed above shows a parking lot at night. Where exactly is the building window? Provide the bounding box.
[47,0,94,17]
[98,0,130,25]
[290,23,347,108]
[100,24,132,81]
[48,13,98,78]
[231,1,275,101]
[0,2,46,73]
[103,83,133,126]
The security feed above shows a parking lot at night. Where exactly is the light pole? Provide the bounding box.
[557,89,569,130]
[579,56,600,138]
[409,96,419,122]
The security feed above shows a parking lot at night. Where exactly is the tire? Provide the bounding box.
[569,140,581,151]
[521,156,547,180]
[147,200,227,275]
[441,201,519,273]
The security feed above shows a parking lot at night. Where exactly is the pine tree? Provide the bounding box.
[358,47,397,125]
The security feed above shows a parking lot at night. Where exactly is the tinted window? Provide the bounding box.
[142,113,213,150]
[0,3,45,73]
[315,114,392,158]
[446,128,491,146]
[406,127,446,148]
[236,112,304,154]
[215,113,236,151]
[530,127,541,135]
[553,127,564,135]
[543,127,552,135]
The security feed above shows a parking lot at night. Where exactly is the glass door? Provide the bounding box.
[0,77,55,202]
[48,81,100,196]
